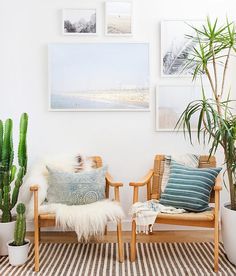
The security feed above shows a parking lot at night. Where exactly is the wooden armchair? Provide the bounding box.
[30,156,124,272]
[130,155,222,272]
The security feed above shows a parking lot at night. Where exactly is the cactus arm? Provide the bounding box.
[0,120,3,191]
[14,203,26,246]
[0,120,3,162]
[10,165,16,183]
[14,213,25,246]
[1,119,13,171]
[11,167,24,210]
[0,188,3,209]
[9,128,14,169]
[2,185,11,222]
[18,113,28,173]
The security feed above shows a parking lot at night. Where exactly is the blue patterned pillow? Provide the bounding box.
[46,166,107,205]
[160,161,221,212]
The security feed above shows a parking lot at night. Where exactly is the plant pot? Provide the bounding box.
[7,239,30,266]
[0,220,16,256]
[221,202,236,265]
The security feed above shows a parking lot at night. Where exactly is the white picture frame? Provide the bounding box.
[105,1,133,36]
[155,85,212,131]
[161,19,204,78]
[62,9,97,36]
[48,42,150,112]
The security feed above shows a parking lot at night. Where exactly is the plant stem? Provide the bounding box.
[226,164,236,210]
[212,44,218,97]
[205,67,215,94]
[221,47,231,97]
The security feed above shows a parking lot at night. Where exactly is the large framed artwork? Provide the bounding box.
[48,43,149,111]
[105,1,133,36]
[156,85,211,131]
[63,9,97,35]
[161,20,204,77]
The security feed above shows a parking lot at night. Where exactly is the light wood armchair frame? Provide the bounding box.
[130,155,222,272]
[30,156,124,272]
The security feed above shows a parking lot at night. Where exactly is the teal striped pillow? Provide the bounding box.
[160,161,221,212]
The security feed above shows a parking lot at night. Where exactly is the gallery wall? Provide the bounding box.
[1,0,236,230]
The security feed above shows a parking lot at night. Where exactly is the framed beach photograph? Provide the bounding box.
[63,9,97,35]
[161,20,204,77]
[156,85,211,131]
[48,43,149,111]
[105,1,133,36]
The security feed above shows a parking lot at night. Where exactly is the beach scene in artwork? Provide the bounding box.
[157,86,211,130]
[106,2,132,34]
[49,43,149,110]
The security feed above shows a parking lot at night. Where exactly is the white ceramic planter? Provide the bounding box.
[0,221,16,256]
[7,240,30,266]
[221,203,236,265]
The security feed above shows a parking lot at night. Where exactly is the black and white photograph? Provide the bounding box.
[161,20,203,77]
[63,9,96,35]
[105,1,132,36]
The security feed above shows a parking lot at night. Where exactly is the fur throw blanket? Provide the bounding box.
[19,155,124,241]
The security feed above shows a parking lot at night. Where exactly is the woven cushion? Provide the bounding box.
[46,166,107,205]
[157,209,214,221]
[159,161,221,212]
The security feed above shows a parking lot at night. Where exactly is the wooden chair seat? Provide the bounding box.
[157,209,214,221]
[39,213,55,220]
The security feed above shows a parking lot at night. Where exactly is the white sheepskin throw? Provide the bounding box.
[39,200,124,241]
[19,154,124,241]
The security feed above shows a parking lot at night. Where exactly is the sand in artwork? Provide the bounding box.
[51,89,149,110]
[107,15,131,34]
[106,2,132,34]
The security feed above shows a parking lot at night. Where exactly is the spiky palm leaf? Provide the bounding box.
[176,17,236,210]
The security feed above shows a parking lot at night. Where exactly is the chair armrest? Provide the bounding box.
[105,172,123,201]
[214,176,222,191]
[106,172,123,187]
[30,185,39,192]
[129,169,154,187]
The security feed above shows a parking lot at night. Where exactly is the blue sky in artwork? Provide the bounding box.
[49,43,149,93]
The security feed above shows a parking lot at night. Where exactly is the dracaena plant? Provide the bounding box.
[176,17,236,210]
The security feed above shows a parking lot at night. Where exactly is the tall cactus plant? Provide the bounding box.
[13,203,26,246]
[0,113,28,223]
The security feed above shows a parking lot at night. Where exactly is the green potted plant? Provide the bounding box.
[7,203,30,266]
[176,17,236,264]
[0,113,28,255]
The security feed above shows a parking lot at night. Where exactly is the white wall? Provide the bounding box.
[1,0,235,230]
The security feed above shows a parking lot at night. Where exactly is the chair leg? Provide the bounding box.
[148,224,153,235]
[39,227,41,241]
[214,220,219,272]
[34,225,40,272]
[117,221,124,262]
[130,220,136,262]
[104,226,108,236]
